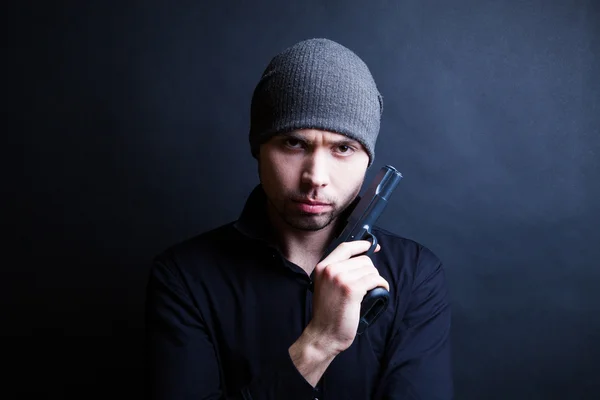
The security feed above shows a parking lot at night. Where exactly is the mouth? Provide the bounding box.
[294,200,331,206]
[292,199,332,214]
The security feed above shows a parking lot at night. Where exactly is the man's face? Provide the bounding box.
[258,129,370,231]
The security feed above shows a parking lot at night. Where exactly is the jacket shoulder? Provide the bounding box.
[373,225,442,263]
[152,221,245,270]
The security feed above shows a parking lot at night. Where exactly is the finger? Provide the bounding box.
[353,273,390,294]
[337,263,389,292]
[331,263,380,287]
[319,240,373,268]
[327,269,390,299]
[320,255,376,280]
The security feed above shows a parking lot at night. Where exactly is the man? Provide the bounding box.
[145,38,453,399]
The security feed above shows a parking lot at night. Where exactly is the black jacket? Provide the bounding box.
[145,184,453,399]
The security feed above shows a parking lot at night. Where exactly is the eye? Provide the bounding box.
[335,144,355,155]
[283,138,304,148]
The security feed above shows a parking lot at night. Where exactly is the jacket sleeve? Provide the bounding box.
[144,254,318,400]
[374,247,454,400]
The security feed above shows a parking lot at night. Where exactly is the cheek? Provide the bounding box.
[334,160,368,194]
[260,151,295,188]
[339,158,368,180]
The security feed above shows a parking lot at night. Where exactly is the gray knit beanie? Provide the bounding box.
[249,38,383,166]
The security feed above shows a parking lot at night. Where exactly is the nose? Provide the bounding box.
[301,149,329,188]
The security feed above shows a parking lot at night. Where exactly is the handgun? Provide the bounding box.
[320,165,403,335]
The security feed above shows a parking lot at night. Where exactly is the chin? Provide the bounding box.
[283,214,336,232]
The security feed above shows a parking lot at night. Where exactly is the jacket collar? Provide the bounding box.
[233,184,274,243]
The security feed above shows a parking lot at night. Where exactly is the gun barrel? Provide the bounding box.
[376,165,403,200]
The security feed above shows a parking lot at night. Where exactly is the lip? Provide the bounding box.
[293,199,332,213]
[295,199,331,206]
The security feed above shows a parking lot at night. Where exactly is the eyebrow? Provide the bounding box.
[279,131,360,146]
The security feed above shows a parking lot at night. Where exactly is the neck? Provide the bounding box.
[266,205,343,275]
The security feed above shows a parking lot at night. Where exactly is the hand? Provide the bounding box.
[306,240,389,357]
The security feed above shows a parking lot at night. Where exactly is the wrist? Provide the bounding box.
[289,325,338,387]
[300,322,341,360]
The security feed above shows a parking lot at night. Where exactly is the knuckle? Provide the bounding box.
[331,271,344,285]
[338,242,352,254]
[338,242,350,250]
[322,264,337,280]
[368,271,381,282]
[340,282,353,296]
[360,254,376,266]
[370,273,384,286]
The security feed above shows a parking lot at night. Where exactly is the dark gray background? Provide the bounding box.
[6,0,600,399]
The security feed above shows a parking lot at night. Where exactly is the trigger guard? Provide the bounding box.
[365,231,378,257]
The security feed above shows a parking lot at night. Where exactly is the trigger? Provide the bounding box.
[365,231,378,257]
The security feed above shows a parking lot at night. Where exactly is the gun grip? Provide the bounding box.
[358,287,390,335]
